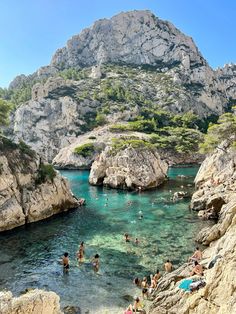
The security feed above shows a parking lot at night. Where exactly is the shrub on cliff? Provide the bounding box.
[74,143,95,157]
[200,113,236,153]
[0,98,13,128]
[36,163,56,184]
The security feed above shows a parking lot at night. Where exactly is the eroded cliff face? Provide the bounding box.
[148,144,236,314]
[0,289,62,314]
[53,125,203,169]
[8,10,236,161]
[89,145,168,190]
[0,137,78,232]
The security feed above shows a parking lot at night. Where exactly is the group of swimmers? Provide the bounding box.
[61,241,100,273]
[124,246,204,313]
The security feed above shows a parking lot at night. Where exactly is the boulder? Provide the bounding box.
[89,145,168,190]
[0,289,62,314]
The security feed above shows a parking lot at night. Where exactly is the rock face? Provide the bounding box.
[190,141,236,218]
[148,143,236,314]
[89,144,168,190]
[7,10,236,161]
[51,10,204,69]
[53,125,203,169]
[0,137,78,232]
[0,289,62,314]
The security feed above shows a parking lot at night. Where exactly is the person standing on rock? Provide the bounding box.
[164,260,173,272]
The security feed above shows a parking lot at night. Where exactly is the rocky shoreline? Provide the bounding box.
[0,137,79,232]
[147,143,236,314]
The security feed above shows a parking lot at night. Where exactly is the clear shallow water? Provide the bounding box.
[0,167,210,313]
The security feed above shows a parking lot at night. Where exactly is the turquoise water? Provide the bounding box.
[0,167,209,313]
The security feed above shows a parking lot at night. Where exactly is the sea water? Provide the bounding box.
[0,167,210,313]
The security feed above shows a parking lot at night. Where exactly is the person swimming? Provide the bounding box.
[138,210,143,220]
[91,253,100,272]
[124,233,131,242]
[76,241,85,263]
[62,252,69,271]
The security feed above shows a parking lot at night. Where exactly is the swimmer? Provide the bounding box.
[76,242,85,263]
[135,238,139,244]
[91,253,100,272]
[138,210,143,220]
[62,252,69,271]
[124,233,131,242]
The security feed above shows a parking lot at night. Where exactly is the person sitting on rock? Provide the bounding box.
[164,260,173,272]
[188,247,203,263]
[190,261,204,276]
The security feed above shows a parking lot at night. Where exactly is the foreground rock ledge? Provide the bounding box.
[0,137,79,232]
[0,289,62,314]
[89,145,168,190]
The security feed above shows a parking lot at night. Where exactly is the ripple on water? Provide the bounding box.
[0,167,212,313]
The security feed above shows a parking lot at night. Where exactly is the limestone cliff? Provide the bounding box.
[53,125,203,169]
[148,144,236,314]
[89,143,168,190]
[0,289,62,314]
[0,136,78,232]
[7,10,236,161]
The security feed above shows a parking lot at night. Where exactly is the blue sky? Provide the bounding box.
[0,0,235,87]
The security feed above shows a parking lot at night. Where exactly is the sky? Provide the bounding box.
[0,0,235,87]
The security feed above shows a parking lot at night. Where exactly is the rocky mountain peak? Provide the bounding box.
[50,10,205,71]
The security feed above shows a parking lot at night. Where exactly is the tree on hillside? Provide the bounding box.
[199,113,236,153]
[0,98,13,129]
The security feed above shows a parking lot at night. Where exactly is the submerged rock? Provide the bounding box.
[0,136,79,232]
[89,144,168,190]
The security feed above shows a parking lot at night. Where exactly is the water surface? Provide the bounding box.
[0,167,210,313]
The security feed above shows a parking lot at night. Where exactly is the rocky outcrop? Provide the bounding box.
[148,143,236,314]
[0,136,78,232]
[53,125,150,169]
[0,289,62,314]
[190,141,236,218]
[53,125,203,169]
[89,144,168,190]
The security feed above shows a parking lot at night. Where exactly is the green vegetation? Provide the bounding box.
[36,163,56,184]
[150,127,203,154]
[199,113,236,153]
[110,119,156,133]
[111,138,155,153]
[74,143,95,157]
[0,98,13,128]
[18,140,35,158]
[95,113,107,126]
[59,68,87,81]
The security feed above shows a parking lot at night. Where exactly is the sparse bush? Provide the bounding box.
[74,143,95,157]
[36,163,56,184]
